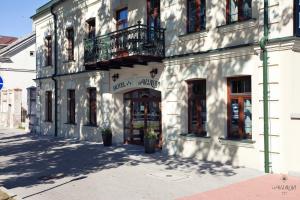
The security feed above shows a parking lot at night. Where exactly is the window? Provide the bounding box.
[187,0,206,33]
[45,36,52,66]
[147,0,160,42]
[295,0,300,36]
[66,28,74,61]
[188,80,207,136]
[29,88,36,115]
[226,0,252,24]
[86,18,96,39]
[116,8,128,30]
[21,107,27,123]
[88,88,97,125]
[227,76,252,140]
[67,89,75,124]
[147,0,160,29]
[45,91,52,122]
[30,51,35,56]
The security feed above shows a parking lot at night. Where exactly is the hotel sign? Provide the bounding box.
[112,77,160,93]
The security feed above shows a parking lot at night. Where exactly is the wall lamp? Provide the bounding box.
[150,68,158,78]
[112,73,119,82]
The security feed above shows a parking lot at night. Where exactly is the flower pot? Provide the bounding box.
[144,137,156,154]
[102,133,112,146]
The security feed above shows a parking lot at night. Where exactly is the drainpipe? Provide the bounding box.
[50,5,58,137]
[259,0,270,173]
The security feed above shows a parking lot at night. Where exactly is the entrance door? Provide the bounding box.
[124,89,162,147]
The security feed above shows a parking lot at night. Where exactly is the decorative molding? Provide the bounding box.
[179,134,212,143]
[291,113,300,120]
[178,30,209,42]
[219,138,256,148]
[164,46,255,65]
[217,19,258,33]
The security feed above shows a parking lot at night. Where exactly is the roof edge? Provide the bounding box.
[31,0,61,19]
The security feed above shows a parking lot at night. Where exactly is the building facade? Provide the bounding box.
[32,0,300,174]
[0,33,36,128]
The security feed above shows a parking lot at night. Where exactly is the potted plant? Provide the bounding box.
[101,126,112,146]
[144,128,157,154]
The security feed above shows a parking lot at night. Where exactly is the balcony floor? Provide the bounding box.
[85,55,164,70]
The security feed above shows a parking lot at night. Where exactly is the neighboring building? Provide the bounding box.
[0,89,22,128]
[32,0,300,174]
[0,33,36,128]
[27,86,37,133]
[0,36,17,50]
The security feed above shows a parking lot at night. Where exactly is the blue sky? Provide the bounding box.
[0,0,50,37]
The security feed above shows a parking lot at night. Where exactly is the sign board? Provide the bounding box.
[112,76,160,93]
[0,76,3,91]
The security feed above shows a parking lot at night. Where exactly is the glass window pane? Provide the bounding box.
[188,0,197,32]
[124,100,131,127]
[147,101,160,130]
[200,99,207,132]
[200,0,206,30]
[244,99,252,137]
[244,77,251,93]
[243,0,252,19]
[231,99,239,137]
[231,80,238,93]
[230,0,238,22]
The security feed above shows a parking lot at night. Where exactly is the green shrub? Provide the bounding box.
[144,128,157,140]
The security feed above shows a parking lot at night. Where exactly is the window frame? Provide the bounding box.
[227,76,252,140]
[45,91,52,122]
[67,89,76,124]
[187,0,206,33]
[66,27,74,61]
[88,87,97,126]
[226,0,252,24]
[187,79,207,137]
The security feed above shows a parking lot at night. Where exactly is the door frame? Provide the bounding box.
[123,89,162,148]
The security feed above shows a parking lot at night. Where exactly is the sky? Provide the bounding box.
[0,0,50,38]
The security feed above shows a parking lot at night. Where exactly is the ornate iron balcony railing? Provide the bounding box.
[84,21,165,66]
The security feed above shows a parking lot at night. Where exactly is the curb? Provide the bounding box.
[0,187,20,200]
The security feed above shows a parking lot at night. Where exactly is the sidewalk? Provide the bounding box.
[178,174,300,200]
[0,128,264,200]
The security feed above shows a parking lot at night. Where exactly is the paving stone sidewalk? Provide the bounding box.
[0,128,264,200]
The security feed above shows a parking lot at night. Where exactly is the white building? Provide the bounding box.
[32,0,300,175]
[0,33,36,128]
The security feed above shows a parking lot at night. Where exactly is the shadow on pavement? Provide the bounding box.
[0,131,239,190]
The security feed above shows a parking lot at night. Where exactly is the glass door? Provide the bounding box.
[124,89,162,147]
[146,100,162,147]
[131,100,146,145]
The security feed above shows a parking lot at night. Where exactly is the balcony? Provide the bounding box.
[84,22,165,70]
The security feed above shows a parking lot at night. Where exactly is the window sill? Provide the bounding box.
[63,60,76,64]
[83,124,99,127]
[180,133,211,143]
[291,113,300,120]
[178,30,208,42]
[44,120,53,123]
[217,18,257,33]
[64,122,77,126]
[219,137,255,148]
[44,65,52,68]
